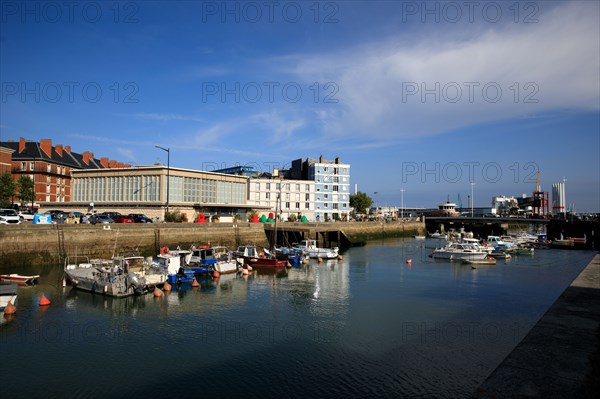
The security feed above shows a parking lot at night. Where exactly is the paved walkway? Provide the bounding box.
[473,253,600,398]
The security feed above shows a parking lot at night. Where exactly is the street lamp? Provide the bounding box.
[400,188,405,220]
[155,145,170,213]
[471,182,475,217]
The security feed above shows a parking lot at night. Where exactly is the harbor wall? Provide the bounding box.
[0,221,425,268]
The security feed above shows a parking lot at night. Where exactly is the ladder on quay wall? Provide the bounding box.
[56,224,66,263]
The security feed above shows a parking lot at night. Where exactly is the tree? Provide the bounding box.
[350,191,373,214]
[17,175,34,205]
[0,173,16,208]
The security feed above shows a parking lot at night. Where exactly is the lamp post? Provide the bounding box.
[155,145,170,214]
[400,188,405,220]
[471,182,475,218]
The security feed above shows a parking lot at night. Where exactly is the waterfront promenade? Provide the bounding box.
[473,253,600,398]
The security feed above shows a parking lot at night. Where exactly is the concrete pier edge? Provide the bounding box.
[473,252,600,398]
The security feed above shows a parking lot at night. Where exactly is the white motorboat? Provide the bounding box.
[293,240,339,259]
[1,283,18,311]
[431,242,488,261]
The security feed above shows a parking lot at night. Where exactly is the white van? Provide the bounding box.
[0,209,22,224]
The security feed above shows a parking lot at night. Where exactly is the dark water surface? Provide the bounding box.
[1,239,595,398]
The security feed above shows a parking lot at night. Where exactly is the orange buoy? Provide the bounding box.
[39,294,51,306]
[242,268,249,275]
[213,270,220,278]
[153,287,163,297]
[163,282,172,292]
[192,278,200,287]
[338,255,343,260]
[406,259,412,265]
[247,265,253,271]
[3,300,16,315]
[160,246,170,255]
[318,257,323,263]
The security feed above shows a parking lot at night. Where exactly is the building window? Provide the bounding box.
[333,185,339,191]
[295,202,300,209]
[305,193,310,201]
[255,182,260,191]
[266,183,270,190]
[324,203,328,208]
[324,185,329,190]
[324,167,328,172]
[295,184,300,191]
[324,194,329,199]
[305,184,310,191]
[21,162,26,170]
[333,203,338,209]
[305,203,310,209]
[285,202,290,209]
[276,183,280,190]
[266,192,270,199]
[285,183,290,191]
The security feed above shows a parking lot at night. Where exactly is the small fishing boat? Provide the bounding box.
[234,244,287,269]
[0,274,40,285]
[0,283,18,311]
[64,256,167,298]
[414,235,426,240]
[462,258,497,265]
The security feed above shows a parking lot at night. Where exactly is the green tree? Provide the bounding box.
[17,175,34,205]
[0,173,16,208]
[350,191,373,214]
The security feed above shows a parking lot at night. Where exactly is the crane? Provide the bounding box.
[532,170,548,218]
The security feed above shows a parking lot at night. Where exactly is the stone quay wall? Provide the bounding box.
[0,221,425,269]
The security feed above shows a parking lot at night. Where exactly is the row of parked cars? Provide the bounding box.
[2,209,154,225]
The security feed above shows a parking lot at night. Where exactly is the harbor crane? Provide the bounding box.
[532,170,549,218]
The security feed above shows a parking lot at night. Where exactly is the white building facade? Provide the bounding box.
[247,177,315,221]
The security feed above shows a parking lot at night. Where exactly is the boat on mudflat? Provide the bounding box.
[0,274,39,285]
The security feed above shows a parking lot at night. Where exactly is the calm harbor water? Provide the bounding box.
[1,238,596,398]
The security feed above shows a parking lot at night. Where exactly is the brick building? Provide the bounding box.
[0,138,128,207]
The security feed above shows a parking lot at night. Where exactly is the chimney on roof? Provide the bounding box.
[82,151,92,165]
[109,160,118,168]
[100,158,109,168]
[319,154,323,163]
[40,139,52,157]
[64,146,71,154]
[19,138,26,153]
[55,144,63,157]
[335,156,339,164]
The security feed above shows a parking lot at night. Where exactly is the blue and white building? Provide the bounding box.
[290,156,351,221]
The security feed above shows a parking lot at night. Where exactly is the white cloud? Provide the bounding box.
[285,1,599,141]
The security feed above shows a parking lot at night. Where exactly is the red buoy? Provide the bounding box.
[153,287,163,297]
[163,282,172,292]
[406,259,412,265]
[338,255,343,260]
[192,278,200,287]
[4,300,16,315]
[318,257,323,263]
[213,270,220,278]
[39,294,51,306]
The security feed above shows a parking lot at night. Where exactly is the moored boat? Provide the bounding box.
[234,244,287,269]
[64,256,167,298]
[0,274,40,285]
[431,242,488,261]
[0,283,18,311]
[292,240,338,259]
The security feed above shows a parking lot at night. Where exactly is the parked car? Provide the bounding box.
[89,214,114,224]
[0,209,22,224]
[128,213,153,223]
[113,215,134,223]
[101,211,121,220]
[19,211,36,222]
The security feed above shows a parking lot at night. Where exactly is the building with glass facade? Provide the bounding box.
[71,166,250,221]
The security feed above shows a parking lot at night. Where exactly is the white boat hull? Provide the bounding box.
[214,260,238,274]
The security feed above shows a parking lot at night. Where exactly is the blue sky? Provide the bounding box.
[1,0,599,211]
